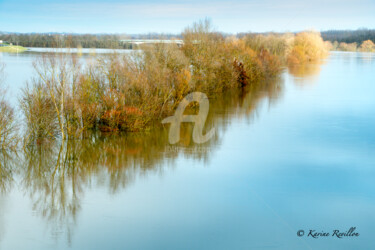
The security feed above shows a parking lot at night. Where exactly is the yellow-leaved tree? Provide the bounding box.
[360,40,375,52]
[287,31,328,64]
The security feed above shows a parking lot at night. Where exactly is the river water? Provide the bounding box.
[0,49,374,249]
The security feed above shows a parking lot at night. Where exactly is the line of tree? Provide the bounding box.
[0,33,134,49]
[321,29,375,44]
[0,32,185,49]
[2,29,375,50]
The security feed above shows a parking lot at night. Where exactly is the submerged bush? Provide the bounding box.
[182,19,239,93]
[86,44,193,132]
[20,53,84,143]
[182,20,282,89]
[243,33,293,60]
[287,31,328,64]
[230,38,281,85]
[20,82,59,142]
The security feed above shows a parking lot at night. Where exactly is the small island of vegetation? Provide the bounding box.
[1,20,329,148]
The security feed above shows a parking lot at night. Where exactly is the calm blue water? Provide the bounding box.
[0,50,374,249]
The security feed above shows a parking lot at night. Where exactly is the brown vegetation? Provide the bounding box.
[19,21,328,142]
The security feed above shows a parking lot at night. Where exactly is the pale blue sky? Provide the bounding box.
[0,0,374,33]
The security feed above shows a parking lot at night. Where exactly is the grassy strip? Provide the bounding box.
[0,45,27,53]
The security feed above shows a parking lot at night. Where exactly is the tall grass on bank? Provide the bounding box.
[20,21,328,142]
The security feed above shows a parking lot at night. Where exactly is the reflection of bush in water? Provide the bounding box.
[10,75,284,243]
[21,75,284,191]
[0,151,16,193]
[0,63,19,150]
[287,62,324,86]
[22,75,284,193]
[288,63,322,77]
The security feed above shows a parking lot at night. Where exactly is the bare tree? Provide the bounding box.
[31,52,81,139]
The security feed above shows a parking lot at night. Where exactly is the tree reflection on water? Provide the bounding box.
[1,75,285,243]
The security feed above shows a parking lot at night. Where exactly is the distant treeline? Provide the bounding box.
[0,33,183,49]
[2,29,375,51]
[321,29,375,44]
[0,33,134,49]
[322,29,375,52]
